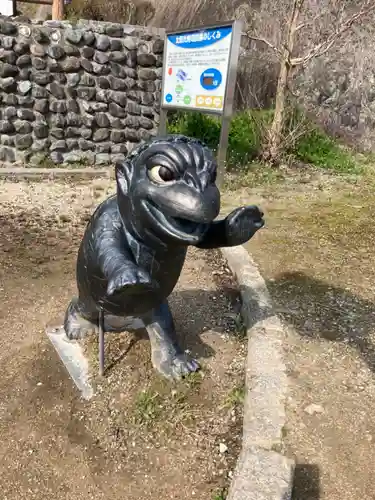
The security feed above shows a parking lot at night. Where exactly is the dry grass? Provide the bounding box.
[65,0,155,25]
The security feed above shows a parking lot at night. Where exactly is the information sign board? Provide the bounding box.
[159,20,242,187]
[161,24,235,113]
[0,0,15,16]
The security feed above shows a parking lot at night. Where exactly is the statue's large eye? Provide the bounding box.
[148,165,176,184]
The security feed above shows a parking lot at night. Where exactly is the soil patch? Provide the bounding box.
[223,168,375,500]
[0,178,246,500]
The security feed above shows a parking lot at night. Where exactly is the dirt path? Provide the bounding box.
[223,168,375,500]
[0,178,245,500]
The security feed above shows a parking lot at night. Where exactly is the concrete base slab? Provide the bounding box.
[46,325,94,401]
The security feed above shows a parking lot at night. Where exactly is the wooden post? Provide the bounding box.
[52,0,64,20]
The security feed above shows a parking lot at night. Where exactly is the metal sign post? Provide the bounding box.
[159,20,243,189]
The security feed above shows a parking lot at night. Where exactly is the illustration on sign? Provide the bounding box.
[162,25,233,113]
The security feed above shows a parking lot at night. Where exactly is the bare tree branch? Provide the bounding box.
[290,1,375,67]
[244,32,283,57]
[295,12,323,32]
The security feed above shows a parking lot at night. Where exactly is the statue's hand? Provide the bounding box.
[225,206,264,246]
[107,266,157,296]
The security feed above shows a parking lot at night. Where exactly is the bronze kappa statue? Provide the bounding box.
[64,134,264,380]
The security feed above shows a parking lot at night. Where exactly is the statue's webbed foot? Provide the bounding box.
[152,348,200,380]
[64,299,98,340]
[145,300,199,380]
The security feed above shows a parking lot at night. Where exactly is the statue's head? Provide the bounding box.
[115,134,220,245]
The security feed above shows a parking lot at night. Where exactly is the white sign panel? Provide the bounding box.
[0,0,15,16]
[162,25,234,113]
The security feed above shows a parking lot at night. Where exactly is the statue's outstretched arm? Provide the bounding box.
[195,206,264,249]
[90,217,153,296]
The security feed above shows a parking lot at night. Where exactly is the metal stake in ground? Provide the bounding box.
[98,308,105,377]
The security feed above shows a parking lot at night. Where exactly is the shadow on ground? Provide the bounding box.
[0,283,241,495]
[292,464,321,500]
[100,284,239,374]
[267,271,375,372]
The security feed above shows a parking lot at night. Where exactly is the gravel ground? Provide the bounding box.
[223,168,375,500]
[0,177,246,500]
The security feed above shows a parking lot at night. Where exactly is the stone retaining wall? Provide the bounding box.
[0,18,164,165]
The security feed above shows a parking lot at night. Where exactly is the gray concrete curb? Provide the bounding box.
[220,245,295,500]
[0,167,111,181]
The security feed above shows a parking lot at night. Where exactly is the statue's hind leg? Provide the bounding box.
[143,300,200,380]
[64,297,99,340]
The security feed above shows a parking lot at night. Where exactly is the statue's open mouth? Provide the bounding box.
[144,200,207,242]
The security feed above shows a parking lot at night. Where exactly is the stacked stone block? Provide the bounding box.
[0,18,164,165]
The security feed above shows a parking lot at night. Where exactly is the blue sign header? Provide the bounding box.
[167,26,232,50]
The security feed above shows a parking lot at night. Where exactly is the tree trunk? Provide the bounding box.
[262,0,304,164]
[52,0,64,20]
[263,51,290,164]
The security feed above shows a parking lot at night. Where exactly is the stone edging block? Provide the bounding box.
[220,245,295,500]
